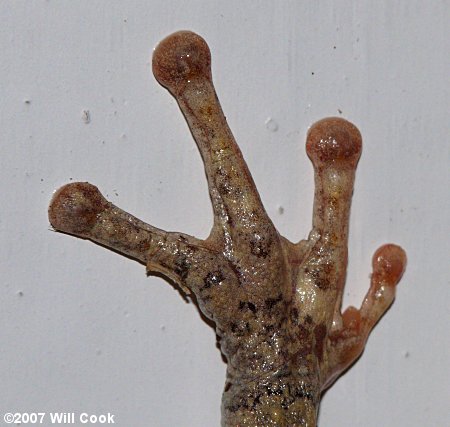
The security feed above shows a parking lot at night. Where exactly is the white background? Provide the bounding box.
[1,1,449,426]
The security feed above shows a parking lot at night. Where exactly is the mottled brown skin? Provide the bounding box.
[48,31,407,426]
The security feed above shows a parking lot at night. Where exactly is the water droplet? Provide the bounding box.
[265,118,279,132]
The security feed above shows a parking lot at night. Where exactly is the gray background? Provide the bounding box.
[1,1,449,426]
